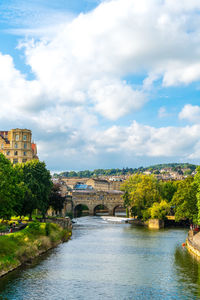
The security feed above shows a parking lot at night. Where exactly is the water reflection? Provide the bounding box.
[0,217,199,300]
[174,246,200,298]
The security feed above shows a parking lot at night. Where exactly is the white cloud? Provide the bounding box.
[0,53,43,118]
[88,78,146,120]
[92,121,200,159]
[33,119,200,170]
[19,0,200,108]
[3,0,200,122]
[179,104,200,123]
[1,0,200,169]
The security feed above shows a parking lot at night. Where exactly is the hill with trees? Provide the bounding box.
[53,163,197,178]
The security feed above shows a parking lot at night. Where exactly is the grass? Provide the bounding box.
[0,221,71,276]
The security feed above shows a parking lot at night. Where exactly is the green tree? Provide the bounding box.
[121,174,161,219]
[149,200,170,220]
[159,181,177,202]
[0,154,21,219]
[194,167,200,224]
[171,177,198,223]
[49,183,65,215]
[17,160,52,219]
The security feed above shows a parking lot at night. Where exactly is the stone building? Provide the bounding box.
[109,179,123,191]
[0,128,38,164]
[86,178,110,191]
[61,177,88,189]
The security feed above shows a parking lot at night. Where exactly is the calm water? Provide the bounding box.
[0,217,199,300]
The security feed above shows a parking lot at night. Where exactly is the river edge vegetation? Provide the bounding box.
[121,167,200,225]
[0,153,65,221]
[0,153,70,277]
[0,221,71,277]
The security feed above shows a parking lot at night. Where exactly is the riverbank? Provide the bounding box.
[186,230,200,258]
[0,221,72,278]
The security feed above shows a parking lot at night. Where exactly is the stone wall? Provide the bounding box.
[39,217,72,230]
[127,219,146,226]
[186,230,200,258]
[148,219,164,229]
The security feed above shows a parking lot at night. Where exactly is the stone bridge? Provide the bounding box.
[63,189,124,217]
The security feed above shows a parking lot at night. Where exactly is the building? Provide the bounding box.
[60,177,88,190]
[0,128,38,164]
[109,178,123,191]
[86,178,110,191]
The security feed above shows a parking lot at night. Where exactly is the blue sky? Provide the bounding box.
[0,0,200,171]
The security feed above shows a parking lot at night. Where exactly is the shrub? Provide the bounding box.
[26,221,42,235]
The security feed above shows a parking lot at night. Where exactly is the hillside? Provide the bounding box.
[53,163,197,178]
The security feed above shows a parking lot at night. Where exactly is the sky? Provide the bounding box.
[0,0,200,171]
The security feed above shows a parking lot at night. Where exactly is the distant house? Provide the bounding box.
[143,171,152,175]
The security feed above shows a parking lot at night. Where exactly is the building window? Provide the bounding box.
[22,158,27,163]
[6,151,10,155]
[14,151,18,156]
[15,134,19,141]
[23,151,26,156]
[24,142,27,149]
[23,135,27,141]
[14,142,18,148]
[13,158,18,164]
[1,143,3,149]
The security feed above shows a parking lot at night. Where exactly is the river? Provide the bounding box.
[0,217,199,299]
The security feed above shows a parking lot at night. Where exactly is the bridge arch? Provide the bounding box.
[113,205,126,217]
[74,204,89,218]
[94,204,109,216]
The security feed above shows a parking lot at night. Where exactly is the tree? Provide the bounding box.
[0,154,23,219]
[121,174,161,219]
[16,160,52,219]
[159,181,177,202]
[149,200,170,220]
[194,167,200,224]
[171,177,198,223]
[49,183,65,215]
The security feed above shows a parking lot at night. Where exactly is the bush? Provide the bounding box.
[26,221,42,234]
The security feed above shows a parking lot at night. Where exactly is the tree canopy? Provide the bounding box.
[49,183,65,215]
[171,177,198,223]
[121,173,199,223]
[0,154,23,219]
[0,155,52,220]
[121,174,161,219]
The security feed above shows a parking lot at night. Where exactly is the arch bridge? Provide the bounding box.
[63,189,125,217]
